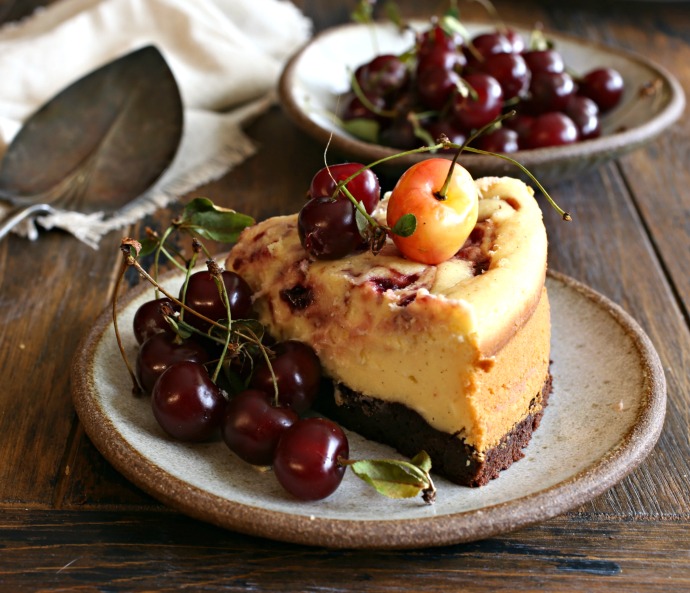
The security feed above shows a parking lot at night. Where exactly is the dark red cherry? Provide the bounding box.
[525,71,577,113]
[479,52,531,100]
[522,49,565,75]
[298,197,365,260]
[250,340,322,414]
[416,45,466,75]
[423,118,468,150]
[354,54,409,99]
[418,24,459,57]
[504,112,535,142]
[565,95,601,140]
[474,127,519,153]
[378,115,421,150]
[523,112,578,148]
[221,390,299,466]
[136,333,211,394]
[470,32,513,58]
[151,360,226,442]
[273,417,349,501]
[308,163,380,214]
[341,92,386,122]
[417,66,462,110]
[504,28,526,53]
[133,297,177,344]
[451,73,504,131]
[578,67,624,113]
[181,270,253,332]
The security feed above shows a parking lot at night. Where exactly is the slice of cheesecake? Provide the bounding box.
[226,176,551,486]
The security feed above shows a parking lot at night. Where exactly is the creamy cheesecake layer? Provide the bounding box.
[227,176,550,454]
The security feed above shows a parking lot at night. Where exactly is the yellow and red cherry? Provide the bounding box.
[386,158,479,265]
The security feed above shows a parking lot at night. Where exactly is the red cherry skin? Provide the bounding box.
[451,74,504,131]
[221,390,298,466]
[151,361,226,442]
[474,127,519,153]
[136,333,211,394]
[578,67,624,113]
[133,297,176,344]
[250,340,322,414]
[523,112,579,148]
[308,163,380,214]
[273,417,349,501]
[181,270,253,332]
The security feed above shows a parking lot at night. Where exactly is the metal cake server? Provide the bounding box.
[0,45,183,241]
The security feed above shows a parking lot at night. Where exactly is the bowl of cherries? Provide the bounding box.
[279,16,684,182]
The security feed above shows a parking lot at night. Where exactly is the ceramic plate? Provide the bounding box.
[278,20,685,182]
[71,270,666,549]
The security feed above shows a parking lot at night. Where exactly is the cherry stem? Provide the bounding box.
[330,123,570,230]
[113,252,142,396]
[460,145,572,221]
[348,69,397,119]
[441,14,483,63]
[209,259,233,385]
[152,226,176,299]
[128,258,227,332]
[436,112,514,200]
[256,336,280,406]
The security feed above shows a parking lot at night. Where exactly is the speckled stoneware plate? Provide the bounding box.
[278,20,685,182]
[71,270,666,550]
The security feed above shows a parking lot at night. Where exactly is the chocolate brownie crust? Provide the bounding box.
[315,373,553,487]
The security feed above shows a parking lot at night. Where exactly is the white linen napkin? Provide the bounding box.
[0,0,311,247]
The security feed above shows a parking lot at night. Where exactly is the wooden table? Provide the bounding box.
[2,0,689,590]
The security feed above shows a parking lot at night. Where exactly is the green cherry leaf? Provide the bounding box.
[342,118,380,143]
[164,315,193,340]
[390,213,416,237]
[177,197,254,243]
[138,236,160,257]
[346,458,432,500]
[410,450,432,474]
[355,200,370,236]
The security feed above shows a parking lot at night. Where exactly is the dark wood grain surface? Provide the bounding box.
[1,0,689,590]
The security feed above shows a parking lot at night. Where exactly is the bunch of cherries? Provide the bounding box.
[131,267,348,502]
[342,20,625,152]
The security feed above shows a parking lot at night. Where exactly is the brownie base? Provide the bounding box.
[314,372,553,487]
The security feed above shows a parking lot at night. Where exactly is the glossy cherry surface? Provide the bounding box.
[308,163,380,214]
[151,360,226,442]
[273,417,349,501]
[387,158,479,265]
[523,111,579,148]
[578,67,624,112]
[249,340,322,414]
[451,73,504,131]
[136,333,211,394]
[221,389,299,466]
[474,127,519,153]
[133,297,176,344]
[565,95,601,140]
[298,196,365,260]
[181,270,253,332]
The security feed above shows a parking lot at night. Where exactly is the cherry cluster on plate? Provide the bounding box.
[131,268,348,502]
[342,19,625,152]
